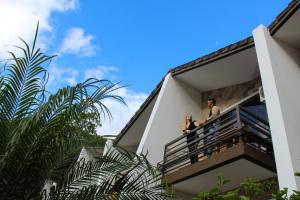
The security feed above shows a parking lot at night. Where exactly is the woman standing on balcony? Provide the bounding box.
[182,114,198,164]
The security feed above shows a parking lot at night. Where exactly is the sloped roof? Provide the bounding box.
[113,77,165,144]
[268,0,300,35]
[170,37,254,76]
[114,0,300,145]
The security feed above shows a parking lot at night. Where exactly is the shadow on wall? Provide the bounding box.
[200,77,262,121]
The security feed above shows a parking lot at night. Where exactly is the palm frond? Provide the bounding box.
[0,77,125,199]
[0,23,55,120]
[0,23,55,157]
[0,22,172,200]
[49,147,174,200]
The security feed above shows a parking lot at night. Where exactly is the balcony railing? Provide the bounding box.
[162,105,273,174]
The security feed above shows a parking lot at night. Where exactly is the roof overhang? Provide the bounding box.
[173,46,259,92]
[114,78,163,146]
[269,0,300,36]
[116,94,158,150]
[270,0,300,49]
[171,37,254,77]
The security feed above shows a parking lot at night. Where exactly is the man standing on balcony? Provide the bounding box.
[199,98,220,157]
[206,98,220,121]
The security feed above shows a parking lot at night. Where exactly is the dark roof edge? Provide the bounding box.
[113,77,165,145]
[170,37,254,76]
[269,0,300,35]
[170,0,300,76]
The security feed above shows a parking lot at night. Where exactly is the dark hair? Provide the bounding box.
[208,97,216,105]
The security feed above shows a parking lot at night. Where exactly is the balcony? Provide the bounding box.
[161,103,276,196]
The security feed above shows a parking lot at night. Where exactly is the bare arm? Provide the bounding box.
[192,120,199,126]
[198,106,220,125]
[182,121,188,135]
[206,106,220,121]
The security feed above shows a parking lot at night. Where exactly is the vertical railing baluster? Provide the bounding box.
[236,106,243,143]
[163,144,168,173]
[236,106,242,129]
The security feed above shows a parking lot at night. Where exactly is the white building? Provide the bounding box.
[114,1,300,199]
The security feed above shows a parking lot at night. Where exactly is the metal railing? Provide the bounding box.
[162,105,272,174]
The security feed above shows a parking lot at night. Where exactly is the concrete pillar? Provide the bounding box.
[253,25,300,191]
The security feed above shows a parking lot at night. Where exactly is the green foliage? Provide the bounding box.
[192,173,231,200]
[192,175,274,200]
[261,179,278,194]
[65,109,102,136]
[217,173,230,193]
[240,178,263,200]
[193,173,300,200]
[273,188,300,200]
[274,188,290,200]
[47,147,174,200]
[0,24,171,199]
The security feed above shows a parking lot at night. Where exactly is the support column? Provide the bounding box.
[253,25,300,191]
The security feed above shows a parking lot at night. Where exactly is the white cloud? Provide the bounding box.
[0,0,143,137]
[47,64,147,136]
[59,27,98,57]
[0,0,78,57]
[65,76,77,86]
[84,66,119,80]
[47,64,78,91]
[49,65,119,89]
[84,65,148,135]
[97,88,148,136]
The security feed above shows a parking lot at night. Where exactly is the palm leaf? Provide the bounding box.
[0,24,126,200]
[0,22,172,200]
[0,80,124,198]
[0,23,55,120]
[48,147,174,200]
[0,23,55,157]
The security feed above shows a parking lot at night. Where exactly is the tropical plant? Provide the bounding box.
[0,24,171,200]
[192,173,239,200]
[47,147,174,200]
[193,174,300,200]
[273,172,300,200]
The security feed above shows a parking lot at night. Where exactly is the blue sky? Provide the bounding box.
[50,0,290,93]
[0,0,291,135]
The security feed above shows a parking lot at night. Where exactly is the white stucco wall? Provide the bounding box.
[117,95,158,152]
[77,147,104,162]
[104,139,113,155]
[137,73,202,164]
[253,25,300,190]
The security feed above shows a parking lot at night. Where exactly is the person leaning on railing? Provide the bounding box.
[182,114,199,164]
[197,98,220,157]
